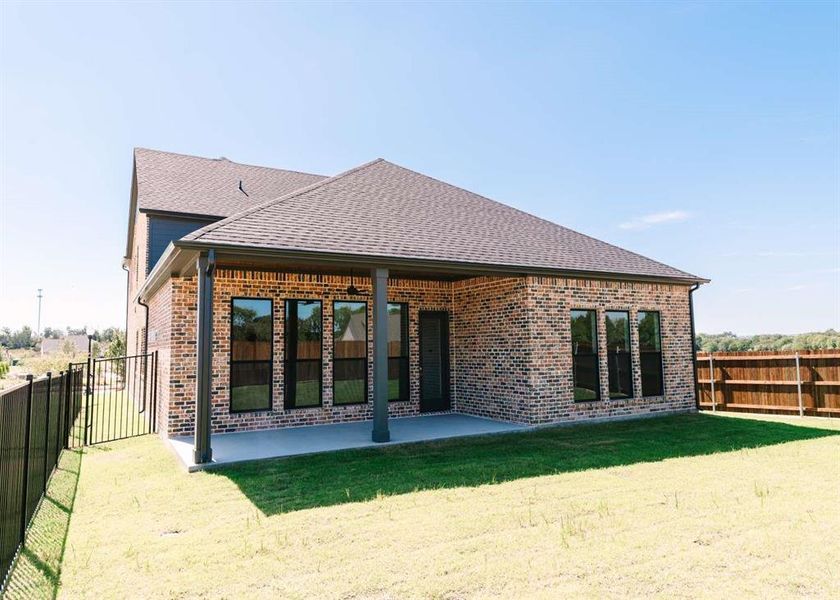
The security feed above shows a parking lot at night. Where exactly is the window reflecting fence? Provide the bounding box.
[0,351,157,590]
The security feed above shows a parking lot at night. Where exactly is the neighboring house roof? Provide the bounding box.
[182,158,703,282]
[337,312,367,342]
[134,148,326,217]
[40,334,89,355]
[336,312,404,343]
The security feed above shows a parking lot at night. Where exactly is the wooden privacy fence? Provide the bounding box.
[697,349,840,417]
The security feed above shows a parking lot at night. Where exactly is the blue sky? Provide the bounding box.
[0,1,837,335]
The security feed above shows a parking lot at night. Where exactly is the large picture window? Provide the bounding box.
[230,298,272,412]
[388,303,409,401]
[606,311,633,399]
[638,311,664,397]
[284,299,322,408]
[333,301,367,405]
[571,309,599,401]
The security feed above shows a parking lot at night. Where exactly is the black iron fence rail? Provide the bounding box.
[86,353,158,445]
[0,370,78,591]
[0,351,157,591]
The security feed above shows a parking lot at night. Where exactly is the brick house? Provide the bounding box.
[125,148,706,464]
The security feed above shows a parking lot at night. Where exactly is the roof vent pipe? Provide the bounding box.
[238,180,249,196]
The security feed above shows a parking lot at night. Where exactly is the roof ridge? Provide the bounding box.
[187,158,385,242]
[376,159,699,279]
[133,147,325,179]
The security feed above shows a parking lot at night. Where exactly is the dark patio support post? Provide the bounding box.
[371,267,390,442]
[194,249,215,464]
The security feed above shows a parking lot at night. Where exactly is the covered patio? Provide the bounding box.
[151,235,519,468]
[168,413,527,471]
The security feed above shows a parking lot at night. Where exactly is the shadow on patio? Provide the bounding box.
[211,413,838,515]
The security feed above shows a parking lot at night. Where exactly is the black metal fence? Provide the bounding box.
[86,353,158,445]
[0,351,157,590]
[0,370,79,589]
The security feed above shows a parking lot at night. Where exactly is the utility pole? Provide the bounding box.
[36,288,43,336]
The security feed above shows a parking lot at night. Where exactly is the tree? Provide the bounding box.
[61,339,77,354]
[696,330,840,352]
[105,330,126,358]
[11,326,33,349]
[93,327,121,343]
[41,327,62,339]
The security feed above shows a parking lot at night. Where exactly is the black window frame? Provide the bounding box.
[284,299,324,410]
[388,302,410,402]
[638,310,665,397]
[332,300,369,406]
[571,308,601,402]
[605,310,634,400]
[229,296,274,414]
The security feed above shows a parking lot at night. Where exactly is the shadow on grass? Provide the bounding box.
[3,449,83,600]
[213,413,838,516]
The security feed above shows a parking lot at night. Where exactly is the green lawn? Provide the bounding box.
[332,378,365,404]
[2,449,82,598]
[5,413,840,598]
[573,386,597,400]
[81,390,155,444]
[231,384,271,411]
[236,379,403,409]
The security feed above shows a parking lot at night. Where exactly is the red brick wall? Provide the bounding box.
[146,278,172,435]
[452,277,533,423]
[148,269,696,437]
[159,271,452,436]
[524,276,694,423]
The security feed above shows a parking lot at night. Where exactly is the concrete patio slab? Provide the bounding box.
[169,413,527,471]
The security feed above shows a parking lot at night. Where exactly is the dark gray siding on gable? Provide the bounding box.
[147,215,218,273]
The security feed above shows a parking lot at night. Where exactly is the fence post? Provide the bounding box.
[709,355,716,412]
[64,363,72,448]
[84,365,91,447]
[85,336,94,446]
[152,351,159,433]
[43,372,52,492]
[55,372,64,467]
[795,352,804,417]
[19,375,34,543]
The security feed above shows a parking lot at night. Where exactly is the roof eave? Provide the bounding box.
[135,242,193,303]
[138,239,708,302]
[187,237,703,279]
[138,207,227,220]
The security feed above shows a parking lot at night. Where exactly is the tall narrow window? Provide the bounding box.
[230,298,272,412]
[333,301,367,405]
[388,303,409,401]
[284,300,322,408]
[638,311,664,396]
[571,309,599,401]
[606,311,633,399]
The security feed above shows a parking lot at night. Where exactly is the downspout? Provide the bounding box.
[123,257,149,355]
[688,283,700,410]
[138,298,150,355]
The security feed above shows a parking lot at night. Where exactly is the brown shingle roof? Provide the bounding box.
[183,158,703,282]
[134,148,325,217]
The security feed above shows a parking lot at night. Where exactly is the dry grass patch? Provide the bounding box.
[51,413,840,598]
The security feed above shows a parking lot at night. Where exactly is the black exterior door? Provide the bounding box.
[419,311,450,412]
